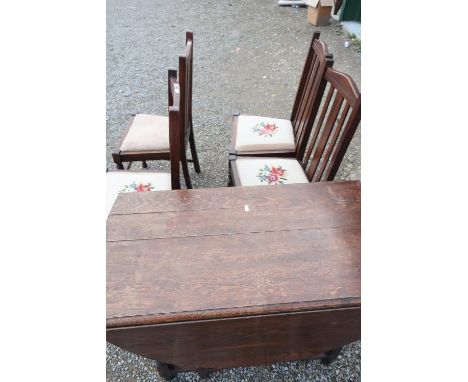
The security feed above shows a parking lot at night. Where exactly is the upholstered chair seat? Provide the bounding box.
[120,114,170,152]
[234,115,296,153]
[234,158,309,187]
[106,171,171,216]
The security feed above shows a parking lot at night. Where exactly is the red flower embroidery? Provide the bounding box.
[252,121,279,137]
[257,165,288,185]
[267,166,286,184]
[120,181,155,193]
[135,183,153,192]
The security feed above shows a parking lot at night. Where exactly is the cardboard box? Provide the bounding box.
[306,0,334,26]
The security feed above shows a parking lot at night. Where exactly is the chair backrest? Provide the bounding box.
[178,31,193,149]
[291,32,334,160]
[167,69,182,189]
[297,67,361,182]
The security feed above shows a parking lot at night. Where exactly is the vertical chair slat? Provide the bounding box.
[168,69,181,190]
[169,106,181,190]
[293,53,317,131]
[294,55,319,137]
[295,56,330,155]
[308,67,361,182]
[291,35,333,160]
[180,45,192,148]
[300,84,334,167]
[291,31,321,123]
[315,102,350,181]
[178,54,187,148]
[306,93,344,180]
[293,39,332,143]
[186,31,193,131]
[184,31,201,174]
[323,101,361,181]
[293,52,317,129]
[296,57,334,160]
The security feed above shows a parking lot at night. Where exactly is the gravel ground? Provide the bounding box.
[107,0,361,380]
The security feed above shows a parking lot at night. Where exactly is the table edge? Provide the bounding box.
[108,180,361,216]
[106,296,361,329]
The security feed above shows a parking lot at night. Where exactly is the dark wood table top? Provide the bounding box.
[107,181,361,328]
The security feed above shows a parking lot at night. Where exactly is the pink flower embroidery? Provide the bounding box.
[257,165,288,185]
[252,121,279,137]
[120,181,155,193]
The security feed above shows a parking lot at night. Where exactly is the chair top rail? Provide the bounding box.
[324,68,360,108]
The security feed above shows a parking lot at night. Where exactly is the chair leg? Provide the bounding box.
[228,156,237,187]
[189,126,201,173]
[181,153,193,189]
[112,152,124,170]
[142,160,148,168]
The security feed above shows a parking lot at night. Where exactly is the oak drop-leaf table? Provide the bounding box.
[107,181,361,380]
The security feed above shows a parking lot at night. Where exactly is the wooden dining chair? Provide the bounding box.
[111,31,200,188]
[229,67,361,187]
[229,31,333,159]
[107,70,183,216]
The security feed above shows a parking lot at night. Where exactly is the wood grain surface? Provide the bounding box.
[107,182,360,327]
[107,307,360,371]
[109,180,360,215]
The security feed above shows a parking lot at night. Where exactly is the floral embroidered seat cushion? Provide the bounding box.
[106,171,171,216]
[120,114,170,152]
[234,115,295,153]
[235,158,309,187]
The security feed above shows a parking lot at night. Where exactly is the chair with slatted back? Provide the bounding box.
[178,31,201,188]
[111,31,200,188]
[107,70,182,216]
[229,67,361,187]
[229,31,333,159]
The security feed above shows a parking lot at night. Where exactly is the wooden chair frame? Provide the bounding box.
[229,67,361,186]
[168,69,182,189]
[178,31,201,188]
[229,31,333,158]
[106,72,181,218]
[112,31,200,188]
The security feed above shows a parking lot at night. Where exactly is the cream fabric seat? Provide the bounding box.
[120,114,170,152]
[106,171,171,216]
[235,115,296,153]
[235,158,309,187]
